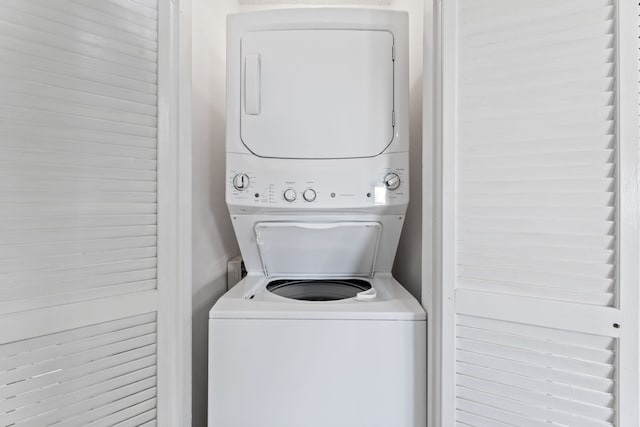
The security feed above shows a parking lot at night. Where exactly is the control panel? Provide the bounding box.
[226,153,409,210]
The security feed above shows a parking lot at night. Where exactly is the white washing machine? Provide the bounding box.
[209,8,426,427]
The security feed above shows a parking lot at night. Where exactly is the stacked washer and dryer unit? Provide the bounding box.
[209,8,426,427]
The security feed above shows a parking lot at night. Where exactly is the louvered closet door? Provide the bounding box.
[0,1,186,425]
[438,0,639,425]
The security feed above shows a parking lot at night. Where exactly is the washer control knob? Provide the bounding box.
[232,173,250,191]
[283,189,297,202]
[383,173,401,191]
[303,189,316,202]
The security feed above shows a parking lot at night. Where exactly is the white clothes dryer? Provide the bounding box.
[208,8,426,427]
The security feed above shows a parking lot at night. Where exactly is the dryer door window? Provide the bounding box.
[240,30,394,159]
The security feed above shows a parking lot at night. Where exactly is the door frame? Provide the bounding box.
[615,0,639,423]
[422,0,449,426]
[157,0,192,425]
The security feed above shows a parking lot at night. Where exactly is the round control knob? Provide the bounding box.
[283,189,297,202]
[303,189,316,202]
[383,173,401,191]
[232,173,250,191]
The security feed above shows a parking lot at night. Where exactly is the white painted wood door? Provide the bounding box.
[0,0,191,425]
[428,0,639,425]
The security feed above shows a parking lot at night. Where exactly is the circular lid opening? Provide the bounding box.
[266,279,372,301]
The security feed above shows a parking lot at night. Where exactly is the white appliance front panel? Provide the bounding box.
[209,318,426,427]
[240,29,394,159]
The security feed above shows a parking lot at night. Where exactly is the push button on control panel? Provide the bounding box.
[303,189,316,202]
[283,189,297,202]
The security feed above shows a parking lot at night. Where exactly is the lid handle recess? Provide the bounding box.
[355,288,377,301]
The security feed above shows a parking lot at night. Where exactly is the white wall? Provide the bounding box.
[192,2,240,426]
[192,1,423,425]
[390,0,424,300]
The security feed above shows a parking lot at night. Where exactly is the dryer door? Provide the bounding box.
[240,30,394,159]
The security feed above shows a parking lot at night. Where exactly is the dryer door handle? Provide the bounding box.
[245,54,261,115]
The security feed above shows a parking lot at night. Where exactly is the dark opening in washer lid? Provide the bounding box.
[266,279,372,301]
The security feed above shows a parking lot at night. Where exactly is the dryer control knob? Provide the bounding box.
[283,189,297,202]
[303,189,316,202]
[383,173,401,191]
[233,173,250,191]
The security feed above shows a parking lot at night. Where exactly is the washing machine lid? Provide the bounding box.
[254,221,382,277]
[240,29,394,159]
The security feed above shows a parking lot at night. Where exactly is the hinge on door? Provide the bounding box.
[392,111,396,127]
[392,45,396,61]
